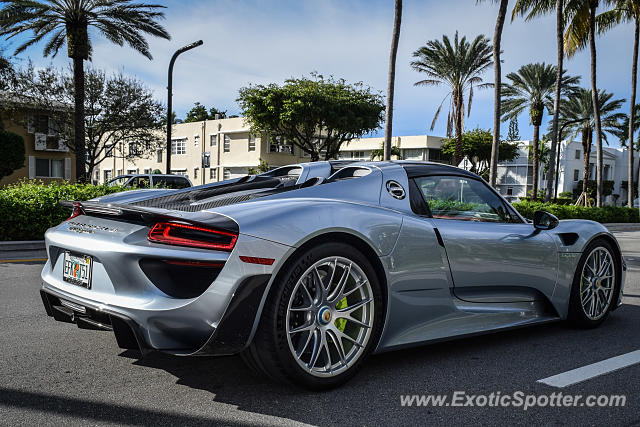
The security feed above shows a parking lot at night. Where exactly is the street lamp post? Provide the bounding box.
[166,40,203,174]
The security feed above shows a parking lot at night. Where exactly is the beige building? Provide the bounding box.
[0,105,75,187]
[94,117,446,185]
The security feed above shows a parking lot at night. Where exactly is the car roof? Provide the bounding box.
[347,160,480,179]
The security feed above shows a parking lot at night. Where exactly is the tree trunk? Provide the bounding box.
[489,0,509,188]
[454,90,464,165]
[628,18,639,207]
[384,0,402,161]
[73,56,86,182]
[588,1,604,206]
[545,0,564,201]
[532,125,540,200]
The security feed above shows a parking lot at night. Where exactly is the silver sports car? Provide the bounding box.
[40,161,626,389]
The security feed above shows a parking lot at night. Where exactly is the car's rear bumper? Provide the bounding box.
[40,273,272,356]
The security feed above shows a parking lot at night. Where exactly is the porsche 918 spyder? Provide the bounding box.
[39,161,626,389]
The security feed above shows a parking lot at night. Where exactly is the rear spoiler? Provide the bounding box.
[59,200,239,234]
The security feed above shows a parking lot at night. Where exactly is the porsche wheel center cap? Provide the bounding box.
[317,307,332,325]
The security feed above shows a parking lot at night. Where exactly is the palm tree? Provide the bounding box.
[560,88,625,204]
[598,0,640,206]
[512,0,566,202]
[501,63,580,200]
[384,0,402,161]
[477,0,510,188]
[0,0,170,182]
[411,32,493,164]
[564,0,607,206]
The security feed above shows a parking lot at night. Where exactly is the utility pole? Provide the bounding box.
[166,40,203,174]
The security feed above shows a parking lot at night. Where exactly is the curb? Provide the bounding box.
[0,240,45,251]
[604,223,640,232]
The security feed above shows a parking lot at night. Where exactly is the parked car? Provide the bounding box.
[106,174,192,189]
[40,161,626,389]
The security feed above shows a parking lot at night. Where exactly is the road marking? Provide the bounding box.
[538,350,640,388]
[0,258,47,264]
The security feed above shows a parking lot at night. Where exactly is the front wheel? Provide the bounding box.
[243,242,384,390]
[568,238,620,328]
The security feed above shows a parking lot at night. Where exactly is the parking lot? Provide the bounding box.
[1,229,639,426]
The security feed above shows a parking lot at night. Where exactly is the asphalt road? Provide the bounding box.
[1,231,639,426]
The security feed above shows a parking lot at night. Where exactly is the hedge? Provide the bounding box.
[0,180,126,241]
[513,201,640,223]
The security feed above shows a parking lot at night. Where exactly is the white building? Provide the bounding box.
[495,139,638,205]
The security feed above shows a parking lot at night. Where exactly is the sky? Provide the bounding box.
[1,0,636,147]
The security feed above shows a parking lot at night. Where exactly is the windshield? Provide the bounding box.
[107,176,131,187]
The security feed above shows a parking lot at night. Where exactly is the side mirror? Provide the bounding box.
[533,210,559,230]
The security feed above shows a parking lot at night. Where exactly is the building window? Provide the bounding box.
[573,169,579,182]
[210,134,217,146]
[144,168,152,174]
[223,134,231,152]
[194,134,199,147]
[351,151,366,159]
[129,141,140,156]
[210,168,217,180]
[105,145,114,158]
[223,168,230,180]
[127,168,138,174]
[194,167,199,180]
[156,149,162,163]
[575,149,581,159]
[507,187,513,196]
[248,134,256,152]
[117,169,123,176]
[35,158,64,178]
[104,170,112,182]
[268,136,294,154]
[36,114,49,134]
[588,163,594,179]
[171,138,187,155]
[403,148,423,160]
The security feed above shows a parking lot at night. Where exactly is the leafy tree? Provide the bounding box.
[559,88,625,204]
[183,103,228,122]
[238,74,385,161]
[248,158,270,175]
[598,0,640,206]
[184,102,208,123]
[441,128,519,178]
[501,62,580,200]
[512,0,568,202]
[1,62,71,140]
[370,144,402,160]
[72,68,165,179]
[0,129,25,180]
[0,0,170,182]
[411,32,493,165]
[208,107,227,119]
[477,0,510,187]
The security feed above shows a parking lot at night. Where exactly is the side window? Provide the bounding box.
[413,175,513,223]
[131,176,150,188]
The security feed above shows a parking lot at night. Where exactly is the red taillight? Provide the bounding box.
[66,202,83,220]
[148,222,238,251]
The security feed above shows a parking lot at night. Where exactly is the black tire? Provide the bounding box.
[243,241,384,390]
[567,238,621,329]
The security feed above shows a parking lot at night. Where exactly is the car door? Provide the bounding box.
[412,174,558,302]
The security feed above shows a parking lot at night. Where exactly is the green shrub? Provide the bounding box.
[0,180,126,241]
[513,200,640,223]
